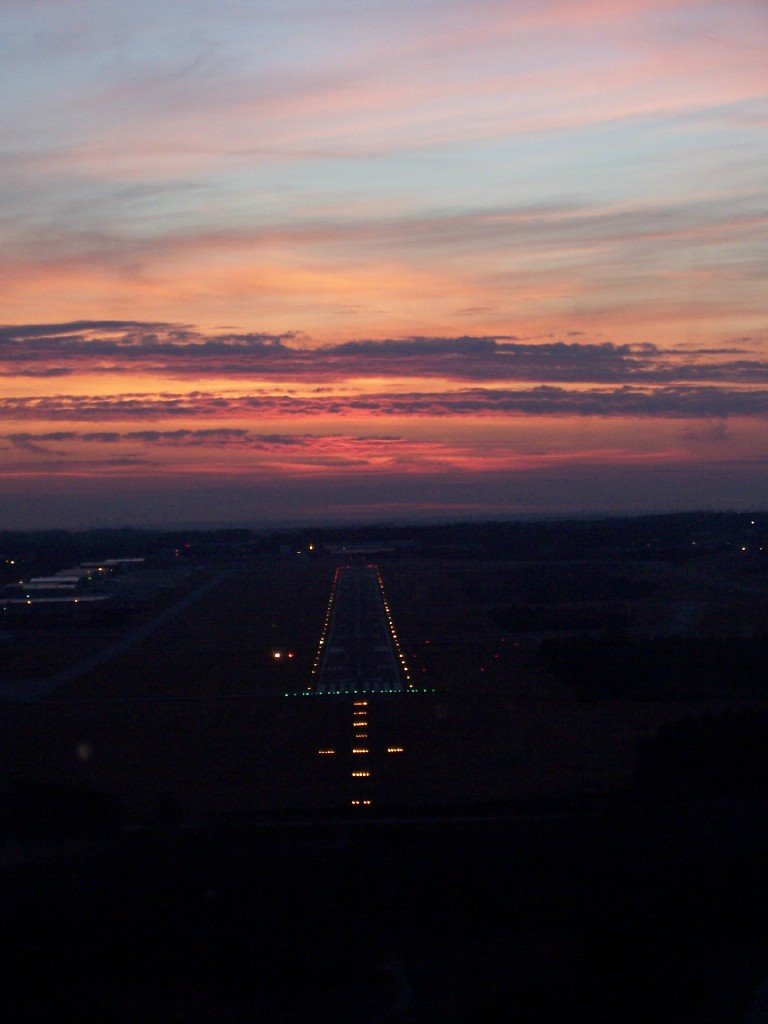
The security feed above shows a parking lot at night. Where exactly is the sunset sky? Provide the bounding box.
[2,0,767,528]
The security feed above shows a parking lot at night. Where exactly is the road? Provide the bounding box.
[312,565,408,695]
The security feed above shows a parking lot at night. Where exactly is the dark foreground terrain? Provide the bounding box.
[3,514,768,1020]
[6,798,768,1023]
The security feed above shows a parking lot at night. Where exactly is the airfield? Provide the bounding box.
[3,539,768,827]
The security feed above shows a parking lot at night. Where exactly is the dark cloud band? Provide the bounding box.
[2,384,767,421]
[1,322,767,385]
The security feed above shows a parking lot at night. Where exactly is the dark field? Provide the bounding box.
[8,805,768,1023]
[2,548,768,825]
[5,535,768,1021]
[0,565,213,679]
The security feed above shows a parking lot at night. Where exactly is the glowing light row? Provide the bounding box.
[351,687,372,808]
[288,688,434,696]
[374,568,414,691]
[286,689,434,696]
[309,566,342,685]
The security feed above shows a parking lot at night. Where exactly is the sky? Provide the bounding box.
[1,0,767,528]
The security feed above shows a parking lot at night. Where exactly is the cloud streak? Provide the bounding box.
[0,426,698,486]
[0,428,524,479]
[2,323,768,386]
[2,384,768,421]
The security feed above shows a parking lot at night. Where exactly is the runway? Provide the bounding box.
[312,565,410,695]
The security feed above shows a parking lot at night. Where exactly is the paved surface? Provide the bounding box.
[313,565,407,695]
